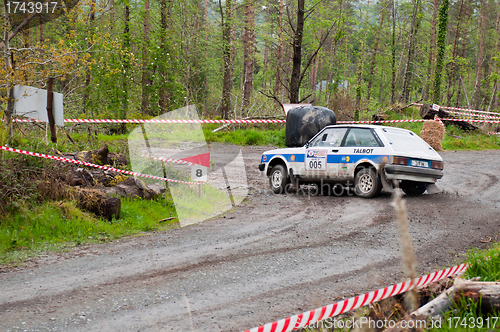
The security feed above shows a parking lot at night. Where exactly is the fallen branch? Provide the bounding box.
[158,217,177,223]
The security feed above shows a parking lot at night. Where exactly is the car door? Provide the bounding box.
[305,127,348,179]
[338,127,384,179]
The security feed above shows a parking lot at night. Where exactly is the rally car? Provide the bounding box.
[258,124,443,198]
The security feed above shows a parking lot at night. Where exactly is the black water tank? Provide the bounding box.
[285,106,337,147]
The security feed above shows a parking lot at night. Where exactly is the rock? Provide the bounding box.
[285,106,337,147]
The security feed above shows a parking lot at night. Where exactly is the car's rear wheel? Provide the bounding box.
[269,164,290,194]
[400,180,427,196]
[354,167,381,198]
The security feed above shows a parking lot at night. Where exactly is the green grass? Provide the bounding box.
[203,124,286,147]
[464,243,500,281]
[0,196,178,265]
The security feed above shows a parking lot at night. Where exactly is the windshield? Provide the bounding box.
[382,127,434,154]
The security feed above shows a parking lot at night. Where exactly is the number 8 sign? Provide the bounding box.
[191,166,208,182]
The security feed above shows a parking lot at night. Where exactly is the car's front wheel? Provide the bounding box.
[400,180,427,196]
[354,167,381,198]
[269,164,290,194]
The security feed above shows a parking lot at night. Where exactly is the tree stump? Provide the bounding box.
[419,104,478,131]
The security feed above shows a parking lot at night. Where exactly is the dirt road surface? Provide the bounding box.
[1,146,499,332]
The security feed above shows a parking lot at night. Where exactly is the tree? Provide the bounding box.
[219,0,234,119]
[242,0,255,112]
[399,0,422,103]
[433,0,449,104]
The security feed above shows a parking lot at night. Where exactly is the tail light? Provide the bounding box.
[431,160,443,170]
[393,156,408,165]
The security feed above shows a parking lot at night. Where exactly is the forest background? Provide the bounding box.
[1,0,500,128]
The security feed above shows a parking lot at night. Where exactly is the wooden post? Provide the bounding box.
[198,183,202,199]
[46,77,57,143]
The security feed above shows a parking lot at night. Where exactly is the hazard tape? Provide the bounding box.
[440,118,500,124]
[242,263,468,332]
[144,155,193,166]
[0,145,199,185]
[337,119,429,124]
[6,116,500,126]
[414,103,500,116]
[446,110,500,120]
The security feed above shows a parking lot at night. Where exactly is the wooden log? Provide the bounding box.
[419,104,479,131]
[74,187,121,220]
[410,279,500,321]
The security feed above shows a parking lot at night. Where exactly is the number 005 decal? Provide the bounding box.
[305,149,327,171]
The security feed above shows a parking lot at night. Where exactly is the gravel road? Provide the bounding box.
[1,146,499,332]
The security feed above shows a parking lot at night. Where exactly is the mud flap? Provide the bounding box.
[379,168,394,193]
[426,183,441,195]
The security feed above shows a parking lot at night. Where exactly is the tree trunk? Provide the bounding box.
[494,7,500,110]
[2,0,14,141]
[399,0,421,103]
[242,0,255,112]
[422,0,439,102]
[473,0,486,108]
[121,2,131,133]
[159,0,172,113]
[366,1,387,102]
[262,4,270,90]
[433,0,449,104]
[141,0,151,115]
[273,0,284,96]
[455,0,471,108]
[289,0,305,103]
[220,0,234,119]
[390,0,396,104]
[445,0,465,105]
[83,0,95,114]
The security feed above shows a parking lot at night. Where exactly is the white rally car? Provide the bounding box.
[258,125,443,198]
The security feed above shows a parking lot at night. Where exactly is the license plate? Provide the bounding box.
[411,160,428,167]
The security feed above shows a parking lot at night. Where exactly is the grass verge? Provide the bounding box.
[0,196,178,266]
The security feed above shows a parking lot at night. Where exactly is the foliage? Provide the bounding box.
[464,243,500,281]
[433,0,450,104]
[0,197,178,265]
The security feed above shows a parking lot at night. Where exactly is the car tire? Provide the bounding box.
[400,180,427,196]
[354,167,381,198]
[269,164,290,194]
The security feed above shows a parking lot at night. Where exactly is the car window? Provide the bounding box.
[309,127,347,147]
[342,128,381,147]
[382,127,434,153]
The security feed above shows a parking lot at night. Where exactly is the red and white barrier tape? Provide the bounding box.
[66,118,287,124]
[6,116,500,126]
[446,110,500,120]
[0,145,199,185]
[440,118,500,124]
[145,155,193,166]
[242,263,467,332]
[337,119,429,124]
[414,103,500,116]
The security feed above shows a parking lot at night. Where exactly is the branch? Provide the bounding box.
[259,90,283,107]
[285,5,295,34]
[297,21,337,87]
[298,93,313,103]
[304,0,326,20]
[0,12,37,49]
